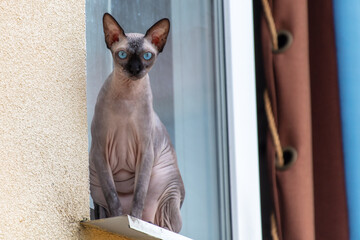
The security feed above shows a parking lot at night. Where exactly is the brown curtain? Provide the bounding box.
[308,0,349,239]
[256,0,349,239]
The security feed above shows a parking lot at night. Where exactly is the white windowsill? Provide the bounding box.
[81,215,193,240]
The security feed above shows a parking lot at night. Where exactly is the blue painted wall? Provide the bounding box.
[333,1,360,239]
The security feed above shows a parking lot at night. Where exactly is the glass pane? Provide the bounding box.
[86,1,229,239]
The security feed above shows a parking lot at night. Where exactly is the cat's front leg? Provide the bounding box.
[131,142,154,219]
[91,146,123,217]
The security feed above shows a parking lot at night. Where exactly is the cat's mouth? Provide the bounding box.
[125,71,146,81]
[124,70,146,81]
[119,67,146,80]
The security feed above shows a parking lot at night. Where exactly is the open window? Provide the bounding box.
[85,1,232,239]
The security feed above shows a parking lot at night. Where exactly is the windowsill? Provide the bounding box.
[81,215,192,240]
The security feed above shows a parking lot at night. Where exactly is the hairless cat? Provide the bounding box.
[89,13,185,232]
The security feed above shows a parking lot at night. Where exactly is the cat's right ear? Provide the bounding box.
[103,13,126,49]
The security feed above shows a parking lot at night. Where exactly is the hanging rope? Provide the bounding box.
[264,90,284,166]
[264,90,283,240]
[271,212,280,240]
[261,0,278,50]
[261,0,283,239]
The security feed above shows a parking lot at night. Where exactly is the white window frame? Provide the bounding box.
[223,0,263,239]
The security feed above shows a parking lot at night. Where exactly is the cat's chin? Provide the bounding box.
[128,76,142,81]
[126,73,146,81]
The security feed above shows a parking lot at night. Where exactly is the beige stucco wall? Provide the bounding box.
[0,1,90,239]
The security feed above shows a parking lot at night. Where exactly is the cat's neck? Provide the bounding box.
[107,69,151,100]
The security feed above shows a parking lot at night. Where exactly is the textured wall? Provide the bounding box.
[0,1,89,239]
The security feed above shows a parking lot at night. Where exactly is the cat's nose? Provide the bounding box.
[129,64,141,75]
[127,57,143,75]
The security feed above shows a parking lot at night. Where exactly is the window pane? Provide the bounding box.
[86,1,229,239]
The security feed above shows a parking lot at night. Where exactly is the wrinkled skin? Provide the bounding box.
[89,13,185,233]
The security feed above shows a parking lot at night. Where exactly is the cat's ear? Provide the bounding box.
[103,13,126,49]
[145,18,170,53]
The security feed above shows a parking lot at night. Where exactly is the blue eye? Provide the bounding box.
[118,51,127,59]
[143,52,152,60]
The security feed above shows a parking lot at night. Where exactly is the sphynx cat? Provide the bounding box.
[89,13,185,233]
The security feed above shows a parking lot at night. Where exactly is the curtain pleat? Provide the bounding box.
[260,0,315,239]
[308,0,350,239]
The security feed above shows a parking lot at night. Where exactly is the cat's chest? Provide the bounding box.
[106,121,139,169]
[103,102,152,171]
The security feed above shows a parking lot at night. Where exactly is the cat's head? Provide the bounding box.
[103,13,170,80]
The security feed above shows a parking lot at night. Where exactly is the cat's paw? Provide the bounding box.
[130,209,143,219]
[109,208,122,217]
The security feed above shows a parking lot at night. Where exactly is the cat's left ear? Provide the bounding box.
[145,18,170,53]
